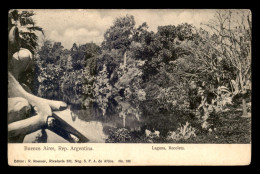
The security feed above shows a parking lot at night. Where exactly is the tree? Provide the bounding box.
[8,9,45,92]
[140,24,197,82]
[84,42,101,60]
[8,9,44,54]
[70,42,100,70]
[101,15,136,66]
[52,42,64,65]
[36,40,65,100]
[202,10,252,117]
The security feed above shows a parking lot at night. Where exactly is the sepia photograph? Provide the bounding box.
[8,9,251,165]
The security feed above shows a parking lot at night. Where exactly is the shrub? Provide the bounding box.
[105,128,132,143]
[167,122,196,141]
[197,86,233,129]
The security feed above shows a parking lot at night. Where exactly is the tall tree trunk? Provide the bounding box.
[242,96,248,117]
[123,51,127,66]
[123,114,126,128]
[239,71,248,117]
[122,51,127,127]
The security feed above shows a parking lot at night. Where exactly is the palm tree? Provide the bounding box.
[8,9,44,55]
[8,9,45,93]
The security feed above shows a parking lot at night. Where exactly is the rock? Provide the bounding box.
[8,97,31,124]
[145,129,151,137]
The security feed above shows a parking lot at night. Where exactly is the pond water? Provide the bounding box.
[24,108,108,143]
[23,106,142,143]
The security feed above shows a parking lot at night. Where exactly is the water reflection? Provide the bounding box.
[24,104,142,143]
[24,108,108,143]
[54,108,109,143]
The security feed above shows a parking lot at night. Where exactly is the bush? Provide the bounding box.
[106,128,132,143]
[166,122,197,141]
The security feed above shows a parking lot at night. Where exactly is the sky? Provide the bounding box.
[30,9,217,49]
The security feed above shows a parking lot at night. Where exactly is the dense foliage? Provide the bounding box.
[17,10,251,143]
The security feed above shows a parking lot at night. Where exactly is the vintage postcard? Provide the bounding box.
[8,9,251,166]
